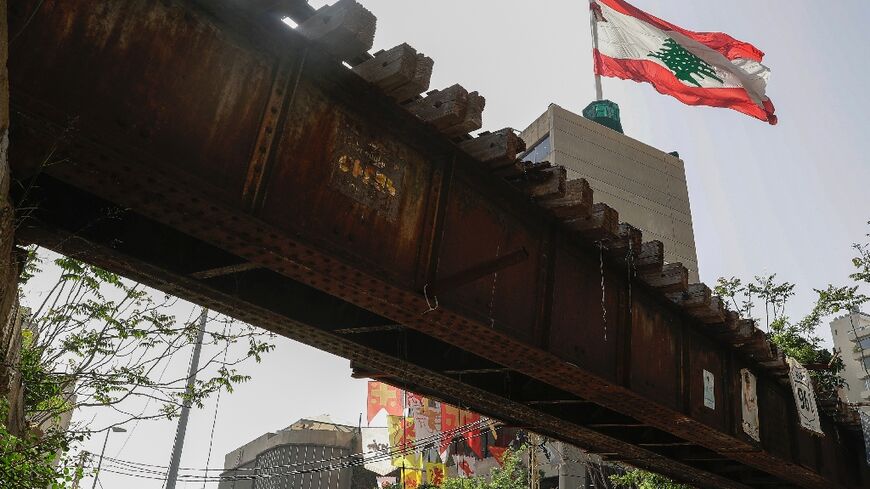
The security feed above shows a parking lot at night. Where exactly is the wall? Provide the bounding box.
[830,312,870,407]
[0,0,25,436]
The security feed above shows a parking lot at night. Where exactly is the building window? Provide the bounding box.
[519,134,551,165]
[863,356,870,371]
[865,378,870,392]
[857,336,870,350]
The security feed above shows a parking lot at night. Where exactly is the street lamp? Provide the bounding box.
[91,426,127,489]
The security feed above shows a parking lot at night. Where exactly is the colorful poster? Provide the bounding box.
[425,462,447,486]
[440,404,461,460]
[388,415,418,467]
[412,398,441,448]
[453,455,477,478]
[460,410,483,458]
[376,477,397,489]
[787,358,823,435]
[362,427,394,476]
[401,469,422,489]
[861,411,870,466]
[368,381,404,423]
[740,368,760,442]
[703,369,716,410]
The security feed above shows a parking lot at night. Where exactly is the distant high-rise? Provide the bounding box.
[520,103,700,282]
[830,310,870,409]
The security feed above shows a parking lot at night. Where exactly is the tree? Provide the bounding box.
[1,247,275,487]
[648,38,723,87]
[438,446,528,489]
[610,469,694,489]
[714,270,853,398]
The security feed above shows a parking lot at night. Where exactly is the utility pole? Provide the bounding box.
[166,308,208,489]
[529,433,541,489]
[91,427,126,489]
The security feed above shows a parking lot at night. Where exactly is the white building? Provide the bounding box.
[830,310,870,409]
[520,103,700,282]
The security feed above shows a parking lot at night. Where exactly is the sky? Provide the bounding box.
[31,0,870,487]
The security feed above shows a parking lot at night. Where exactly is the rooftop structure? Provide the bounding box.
[521,103,700,282]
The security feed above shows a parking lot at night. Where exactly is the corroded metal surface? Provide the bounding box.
[7,1,868,488]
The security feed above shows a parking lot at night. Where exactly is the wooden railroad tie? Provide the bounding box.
[639,262,689,294]
[538,178,593,220]
[508,166,567,200]
[406,84,486,137]
[566,202,619,242]
[297,0,377,61]
[353,43,434,103]
[458,128,526,170]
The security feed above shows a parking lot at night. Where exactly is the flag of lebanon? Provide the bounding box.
[592,0,776,124]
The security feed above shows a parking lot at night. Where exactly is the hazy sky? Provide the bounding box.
[54,0,870,487]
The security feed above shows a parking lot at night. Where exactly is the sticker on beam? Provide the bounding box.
[330,125,406,221]
[740,368,760,442]
[787,357,823,436]
[702,369,715,410]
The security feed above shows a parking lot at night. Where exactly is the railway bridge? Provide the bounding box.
[6,1,868,487]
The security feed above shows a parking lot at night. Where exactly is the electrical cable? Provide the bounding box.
[85,420,499,483]
[113,305,199,458]
[89,418,493,477]
[201,323,230,489]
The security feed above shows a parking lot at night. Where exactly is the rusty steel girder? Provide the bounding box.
[7,1,868,488]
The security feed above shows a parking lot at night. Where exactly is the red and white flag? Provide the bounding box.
[591,0,776,124]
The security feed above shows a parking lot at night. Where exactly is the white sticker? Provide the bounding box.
[703,369,715,410]
[788,358,823,435]
[740,368,760,441]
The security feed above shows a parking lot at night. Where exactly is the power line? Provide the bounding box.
[85,420,499,483]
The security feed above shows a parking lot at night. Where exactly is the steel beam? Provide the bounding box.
[8,1,867,488]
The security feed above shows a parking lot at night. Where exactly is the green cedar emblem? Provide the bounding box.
[649,38,723,87]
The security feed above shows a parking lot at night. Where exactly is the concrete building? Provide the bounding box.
[830,310,870,409]
[219,417,375,489]
[520,103,700,282]
[537,440,620,489]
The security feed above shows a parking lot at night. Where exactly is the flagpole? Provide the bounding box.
[589,0,603,100]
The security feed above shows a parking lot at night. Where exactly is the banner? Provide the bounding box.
[368,381,404,424]
[740,369,760,441]
[787,358,823,435]
[401,469,422,489]
[453,455,477,479]
[488,446,508,466]
[376,477,397,489]
[411,397,441,448]
[425,462,447,486]
[703,369,716,410]
[440,404,461,460]
[460,411,483,459]
[388,415,419,467]
[362,427,394,476]
[861,411,870,466]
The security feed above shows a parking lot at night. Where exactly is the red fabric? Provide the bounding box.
[440,404,460,456]
[460,411,483,459]
[489,446,508,466]
[367,381,404,423]
[594,51,777,124]
[597,0,765,62]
